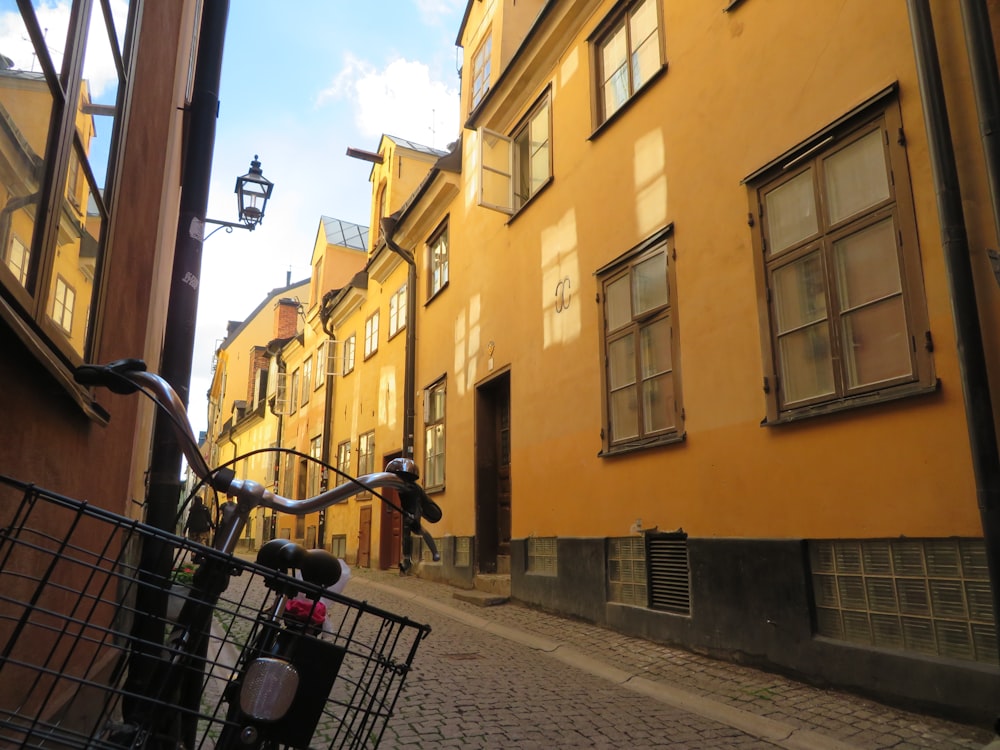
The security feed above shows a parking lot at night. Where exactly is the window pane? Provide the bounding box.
[842,298,911,388]
[778,324,835,403]
[608,333,636,390]
[0,8,57,292]
[772,252,827,333]
[824,129,889,225]
[639,317,671,378]
[602,26,628,118]
[765,169,818,254]
[834,218,901,310]
[632,250,667,315]
[79,0,121,194]
[529,104,549,194]
[642,373,674,433]
[610,385,638,442]
[481,129,512,210]
[629,0,660,91]
[605,275,631,331]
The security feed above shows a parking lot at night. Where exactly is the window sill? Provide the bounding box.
[588,64,668,142]
[426,484,445,495]
[763,380,940,426]
[598,430,686,458]
[504,176,554,226]
[426,282,449,306]
[0,294,108,424]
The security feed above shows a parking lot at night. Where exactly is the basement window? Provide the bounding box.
[810,538,997,663]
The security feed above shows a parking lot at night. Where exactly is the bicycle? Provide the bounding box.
[0,358,441,749]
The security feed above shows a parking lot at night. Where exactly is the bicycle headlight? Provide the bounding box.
[239,657,299,721]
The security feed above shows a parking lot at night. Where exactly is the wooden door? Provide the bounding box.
[476,372,511,573]
[358,505,372,568]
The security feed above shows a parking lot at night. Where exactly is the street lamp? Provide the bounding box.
[203,155,274,237]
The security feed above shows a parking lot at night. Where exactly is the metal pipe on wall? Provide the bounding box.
[907,0,1000,671]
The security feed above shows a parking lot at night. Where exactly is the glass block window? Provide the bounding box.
[608,536,647,606]
[455,537,471,568]
[527,537,558,576]
[810,539,996,663]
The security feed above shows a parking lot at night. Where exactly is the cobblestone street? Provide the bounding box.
[342,568,995,750]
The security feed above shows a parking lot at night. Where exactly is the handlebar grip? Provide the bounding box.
[74,358,148,394]
[299,549,343,588]
[257,539,305,571]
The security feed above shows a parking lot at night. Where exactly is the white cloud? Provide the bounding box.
[319,54,459,149]
[0,2,128,99]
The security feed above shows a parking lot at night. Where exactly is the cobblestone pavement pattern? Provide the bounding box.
[343,567,994,750]
[215,558,993,749]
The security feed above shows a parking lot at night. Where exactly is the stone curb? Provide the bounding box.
[355,575,862,750]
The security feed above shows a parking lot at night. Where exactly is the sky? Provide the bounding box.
[190,0,467,437]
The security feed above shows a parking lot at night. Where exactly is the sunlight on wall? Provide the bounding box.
[347,373,361,439]
[634,129,668,236]
[453,293,482,396]
[540,209,581,348]
[560,48,578,89]
[465,130,480,210]
[378,365,398,428]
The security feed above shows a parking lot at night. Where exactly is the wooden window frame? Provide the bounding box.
[478,90,553,215]
[423,377,446,490]
[0,4,134,365]
[746,91,935,425]
[590,0,665,129]
[597,226,683,456]
[358,430,375,478]
[336,439,352,482]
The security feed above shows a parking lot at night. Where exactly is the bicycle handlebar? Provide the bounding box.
[75,359,438,523]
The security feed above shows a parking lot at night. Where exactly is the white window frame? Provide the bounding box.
[428,221,449,299]
[364,311,380,359]
[471,32,492,109]
[301,356,312,405]
[478,92,552,214]
[388,284,407,338]
[342,334,356,375]
[51,275,75,334]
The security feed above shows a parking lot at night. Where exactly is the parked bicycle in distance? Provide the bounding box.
[0,358,442,749]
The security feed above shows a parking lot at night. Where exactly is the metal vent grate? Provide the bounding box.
[647,534,691,616]
[527,537,557,576]
[810,538,996,664]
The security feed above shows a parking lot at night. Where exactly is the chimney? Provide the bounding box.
[274,297,299,340]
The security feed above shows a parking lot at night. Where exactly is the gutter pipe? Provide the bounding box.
[380,216,417,461]
[908,0,1000,657]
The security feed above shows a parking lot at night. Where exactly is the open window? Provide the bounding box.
[478,92,552,215]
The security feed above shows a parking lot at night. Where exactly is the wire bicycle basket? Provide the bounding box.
[0,476,431,749]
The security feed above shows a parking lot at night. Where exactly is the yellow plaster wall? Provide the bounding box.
[415,0,997,545]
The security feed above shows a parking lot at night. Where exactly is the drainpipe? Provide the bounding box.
[380,216,417,461]
[319,297,337,548]
[960,0,1000,288]
[908,0,1000,652]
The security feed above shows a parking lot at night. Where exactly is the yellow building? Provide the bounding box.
[206,279,308,548]
[203,218,368,549]
[326,137,450,568]
[332,0,1000,722]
